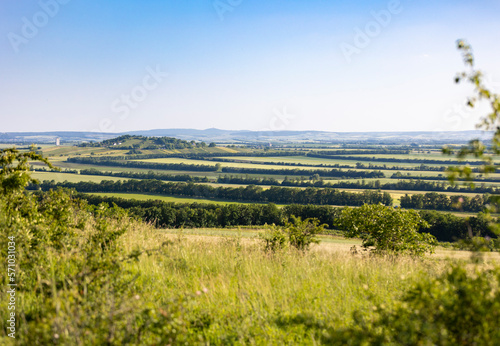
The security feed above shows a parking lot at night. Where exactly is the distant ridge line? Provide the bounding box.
[0,129,493,144]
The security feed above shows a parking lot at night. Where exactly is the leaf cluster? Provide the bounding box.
[444,40,500,187]
[0,147,57,194]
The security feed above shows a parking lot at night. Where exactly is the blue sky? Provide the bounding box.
[1,0,500,133]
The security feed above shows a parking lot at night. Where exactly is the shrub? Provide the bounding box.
[0,148,190,344]
[336,204,437,256]
[259,224,288,252]
[285,216,324,251]
[259,216,325,252]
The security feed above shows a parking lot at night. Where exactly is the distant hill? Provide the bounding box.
[124,129,494,144]
[0,129,493,145]
[83,135,206,150]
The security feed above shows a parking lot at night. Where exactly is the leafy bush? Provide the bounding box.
[260,216,325,252]
[336,204,437,256]
[285,216,325,251]
[0,148,191,344]
[259,224,288,252]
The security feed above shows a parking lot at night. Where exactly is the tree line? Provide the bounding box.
[32,167,79,174]
[215,158,493,174]
[66,157,385,178]
[67,157,217,171]
[69,150,306,160]
[75,193,495,242]
[308,154,493,166]
[221,166,384,178]
[310,149,411,155]
[390,172,500,183]
[79,168,209,182]
[400,192,490,212]
[217,175,500,193]
[29,179,393,206]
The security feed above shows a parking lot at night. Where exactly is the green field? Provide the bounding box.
[34,171,486,206]
[84,192,266,205]
[82,191,484,217]
[22,142,500,216]
[42,162,298,181]
[132,157,340,171]
[216,155,472,168]
[31,172,126,183]
[348,152,486,162]
[164,227,362,244]
[118,226,499,343]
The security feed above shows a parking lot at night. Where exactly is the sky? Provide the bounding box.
[1,0,500,133]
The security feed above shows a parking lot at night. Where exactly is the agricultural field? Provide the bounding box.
[31,170,492,208]
[29,138,499,210]
[86,192,266,205]
[31,172,126,183]
[80,191,484,218]
[132,157,342,171]
[216,154,455,166]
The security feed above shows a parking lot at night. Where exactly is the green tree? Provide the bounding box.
[337,204,437,256]
[0,147,55,195]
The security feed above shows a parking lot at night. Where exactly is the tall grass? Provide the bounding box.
[120,225,449,344]
[1,190,495,344]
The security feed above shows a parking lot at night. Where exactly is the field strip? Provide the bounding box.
[83,192,269,205]
[157,229,500,261]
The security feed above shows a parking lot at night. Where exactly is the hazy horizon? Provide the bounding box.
[1,0,500,133]
[0,128,496,135]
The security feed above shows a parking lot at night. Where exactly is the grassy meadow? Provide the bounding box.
[116,223,499,344]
